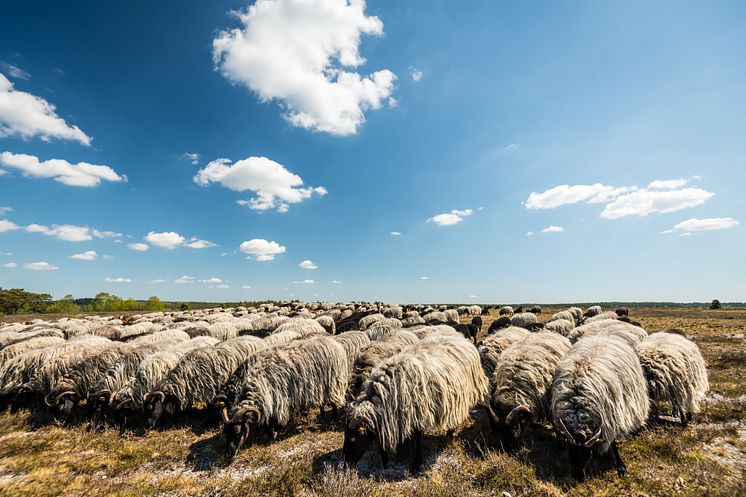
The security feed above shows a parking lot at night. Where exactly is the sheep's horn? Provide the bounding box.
[145,391,165,404]
[505,405,531,427]
[585,420,603,448]
[557,417,577,445]
[221,406,230,425]
[54,390,76,405]
[232,406,260,423]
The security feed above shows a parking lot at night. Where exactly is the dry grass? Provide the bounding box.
[1,306,744,497]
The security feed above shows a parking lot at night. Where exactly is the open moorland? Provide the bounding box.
[0,305,744,497]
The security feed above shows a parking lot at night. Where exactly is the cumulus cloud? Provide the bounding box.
[420,276,429,280]
[525,231,534,236]
[185,238,218,249]
[663,217,740,234]
[24,261,58,271]
[174,275,195,284]
[212,0,396,135]
[0,74,91,144]
[240,238,286,261]
[196,157,327,213]
[542,226,564,233]
[2,262,17,268]
[69,250,97,261]
[145,231,185,249]
[389,231,401,236]
[26,224,92,242]
[183,152,200,165]
[128,242,149,252]
[293,279,315,284]
[299,259,317,269]
[410,67,423,82]
[0,219,20,232]
[150,278,167,283]
[427,209,473,226]
[105,277,131,283]
[526,179,714,220]
[0,152,125,187]
[201,277,223,283]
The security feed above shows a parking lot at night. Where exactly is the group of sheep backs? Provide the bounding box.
[0,303,708,481]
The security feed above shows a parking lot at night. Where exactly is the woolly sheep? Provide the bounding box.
[358,313,386,330]
[315,315,336,335]
[408,324,460,340]
[510,312,538,330]
[498,306,514,317]
[0,336,65,369]
[635,332,708,426]
[487,316,512,334]
[273,318,327,337]
[477,326,530,378]
[549,310,575,324]
[444,309,460,324]
[349,330,420,397]
[544,319,575,337]
[344,334,489,472]
[551,336,649,480]
[583,311,619,323]
[568,319,647,346]
[486,332,571,444]
[333,331,371,370]
[223,336,349,462]
[401,315,425,327]
[422,311,448,324]
[584,305,602,318]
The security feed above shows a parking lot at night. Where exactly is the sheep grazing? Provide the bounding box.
[274,318,327,337]
[567,307,583,324]
[498,306,514,317]
[568,319,647,346]
[453,323,479,343]
[444,309,460,324]
[487,332,572,444]
[401,315,425,327]
[383,306,403,320]
[344,334,489,473]
[314,315,336,335]
[487,317,512,334]
[549,310,575,324]
[615,306,630,317]
[349,331,420,397]
[544,319,575,337]
[0,336,65,369]
[510,312,538,330]
[551,336,649,480]
[422,311,448,324]
[528,305,542,315]
[584,305,602,318]
[477,326,530,378]
[635,332,708,426]
[223,336,349,462]
[583,311,619,323]
[471,316,483,333]
[358,313,386,330]
[333,331,371,370]
[144,336,268,428]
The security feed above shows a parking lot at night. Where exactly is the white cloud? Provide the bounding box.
[542,226,564,233]
[0,62,30,80]
[0,74,91,144]
[420,276,429,280]
[427,209,473,226]
[389,231,401,236]
[183,152,200,165]
[299,259,317,270]
[184,238,217,249]
[0,152,125,187]
[240,238,286,261]
[128,242,149,252]
[24,261,58,271]
[410,67,423,82]
[293,279,315,284]
[0,219,20,232]
[92,229,122,239]
[600,188,714,219]
[504,143,519,151]
[196,157,327,213]
[331,280,341,284]
[468,294,479,299]
[69,250,97,261]
[525,184,633,209]
[525,231,534,236]
[663,217,740,234]
[102,255,115,260]
[0,206,12,214]
[174,275,195,284]
[212,0,396,136]
[3,252,13,256]
[201,277,223,283]
[145,231,185,249]
[2,262,17,268]
[105,277,131,283]
[241,284,252,289]
[648,178,688,190]
[26,224,92,242]
[210,284,230,289]
[150,278,167,283]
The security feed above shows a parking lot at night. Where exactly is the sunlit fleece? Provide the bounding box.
[212,0,396,135]
[0,152,125,187]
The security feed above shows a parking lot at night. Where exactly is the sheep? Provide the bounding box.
[551,336,649,480]
[528,305,542,315]
[498,306,514,317]
[383,306,403,320]
[263,330,302,347]
[401,315,425,327]
[144,336,268,427]
[0,328,65,349]
[615,306,630,317]
[568,319,647,346]
[422,311,448,324]
[0,336,65,369]
[443,309,460,324]
[544,319,575,337]
[471,316,483,333]
[344,334,489,473]
[567,307,583,324]
[510,312,538,330]
[273,318,327,337]
[584,305,602,318]
[408,324,460,340]
[349,331,420,397]
[333,331,371,370]
[453,323,479,343]
[635,332,708,426]
[314,315,336,335]
[365,323,402,341]
[549,310,575,324]
[485,332,572,445]
[583,311,619,323]
[487,317,512,334]
[477,326,530,378]
[223,336,349,462]
[358,313,385,330]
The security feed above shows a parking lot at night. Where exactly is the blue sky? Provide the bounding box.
[1,0,744,303]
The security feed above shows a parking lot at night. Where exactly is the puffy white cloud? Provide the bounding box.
[663,217,740,234]
[240,238,286,261]
[26,224,92,242]
[174,275,195,284]
[299,259,317,270]
[128,242,149,252]
[200,277,223,283]
[212,0,396,135]
[196,157,327,213]
[69,250,97,261]
[410,67,423,82]
[183,152,200,165]
[420,276,429,280]
[648,178,688,190]
[293,279,315,284]
[542,226,564,233]
[145,231,185,249]
[0,219,19,232]
[468,294,479,299]
[105,277,131,283]
[150,278,167,283]
[525,184,633,209]
[0,74,91,144]
[2,262,17,268]
[525,231,534,236]
[600,188,714,219]
[0,152,125,187]
[389,231,401,236]
[92,229,122,239]
[24,261,58,271]
[0,62,30,80]
[427,209,473,226]
[185,238,217,249]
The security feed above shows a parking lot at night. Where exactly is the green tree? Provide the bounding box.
[47,294,80,314]
[179,302,190,311]
[145,296,165,311]
[92,292,122,312]
[0,288,52,314]
[709,299,722,310]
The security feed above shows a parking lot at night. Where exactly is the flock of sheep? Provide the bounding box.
[0,302,708,481]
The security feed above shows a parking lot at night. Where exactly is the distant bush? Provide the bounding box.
[709,299,722,310]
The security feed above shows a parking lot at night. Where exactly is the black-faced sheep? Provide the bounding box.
[487,317,512,334]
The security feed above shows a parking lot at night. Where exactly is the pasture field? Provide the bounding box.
[0,306,744,497]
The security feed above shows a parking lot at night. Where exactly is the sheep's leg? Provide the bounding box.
[379,447,389,468]
[568,444,591,481]
[411,429,423,474]
[611,441,626,477]
[331,404,338,420]
[680,410,689,427]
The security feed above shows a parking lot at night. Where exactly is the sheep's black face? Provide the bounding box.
[58,396,75,417]
[224,420,250,463]
[343,422,373,467]
[568,444,591,481]
[145,398,163,428]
